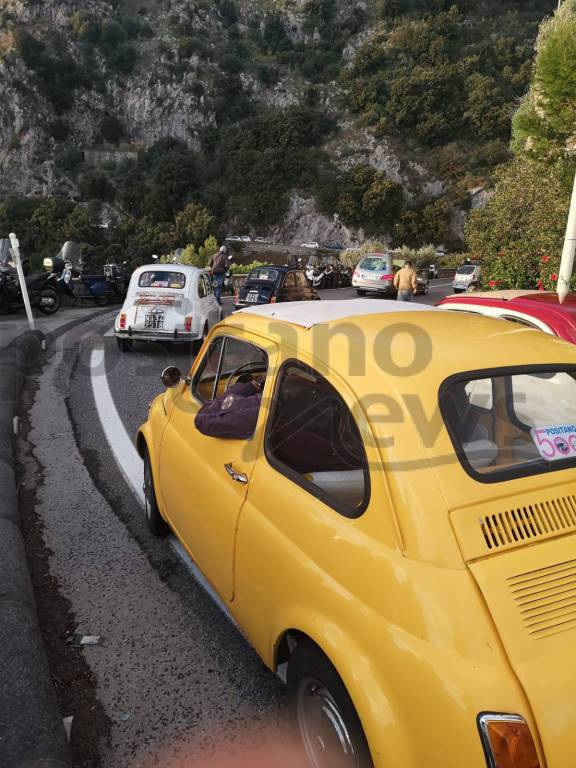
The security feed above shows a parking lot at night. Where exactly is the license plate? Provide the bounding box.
[144,311,165,329]
[246,292,259,303]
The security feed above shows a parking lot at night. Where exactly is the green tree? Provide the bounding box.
[175,203,215,247]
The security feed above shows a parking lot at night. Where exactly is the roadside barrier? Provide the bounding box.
[0,330,71,768]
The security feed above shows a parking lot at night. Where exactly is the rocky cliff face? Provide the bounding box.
[0,0,545,246]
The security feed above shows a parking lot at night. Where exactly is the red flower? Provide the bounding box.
[541,255,551,264]
[488,279,500,288]
[537,279,544,291]
[550,273,558,282]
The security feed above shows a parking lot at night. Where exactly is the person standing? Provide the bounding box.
[209,245,228,305]
[393,260,418,302]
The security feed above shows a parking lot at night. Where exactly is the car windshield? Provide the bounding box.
[457,265,476,275]
[249,268,278,282]
[359,256,390,272]
[138,271,186,289]
[441,368,576,481]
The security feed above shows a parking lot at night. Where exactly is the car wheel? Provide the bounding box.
[355,289,366,297]
[117,337,133,353]
[143,448,169,537]
[194,322,209,353]
[37,287,60,315]
[287,642,374,768]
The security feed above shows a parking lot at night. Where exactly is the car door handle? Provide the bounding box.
[224,463,248,484]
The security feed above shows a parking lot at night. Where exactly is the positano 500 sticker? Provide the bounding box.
[531,425,576,461]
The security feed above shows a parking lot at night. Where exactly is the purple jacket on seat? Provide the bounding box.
[195,382,262,439]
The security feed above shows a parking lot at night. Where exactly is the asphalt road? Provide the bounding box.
[22,281,452,766]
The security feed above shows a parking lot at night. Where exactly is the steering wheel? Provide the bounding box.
[224,362,267,392]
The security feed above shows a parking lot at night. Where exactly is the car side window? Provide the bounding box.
[294,271,308,287]
[198,276,207,299]
[283,272,296,288]
[265,361,370,518]
[192,336,268,403]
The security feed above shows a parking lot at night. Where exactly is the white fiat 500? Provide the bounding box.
[114,264,221,351]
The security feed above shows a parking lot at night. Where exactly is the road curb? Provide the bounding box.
[0,308,115,767]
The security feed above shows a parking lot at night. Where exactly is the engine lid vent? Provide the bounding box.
[508,558,576,639]
[450,491,576,562]
[480,495,576,551]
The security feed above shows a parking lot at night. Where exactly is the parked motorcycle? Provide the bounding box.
[103,261,129,299]
[339,265,352,288]
[305,263,326,290]
[0,238,61,315]
[44,242,112,307]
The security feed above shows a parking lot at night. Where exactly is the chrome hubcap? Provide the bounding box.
[297,678,357,768]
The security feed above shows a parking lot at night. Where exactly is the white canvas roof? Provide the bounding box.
[237,299,437,329]
[135,263,202,273]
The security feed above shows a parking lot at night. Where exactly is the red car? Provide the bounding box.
[437,290,576,344]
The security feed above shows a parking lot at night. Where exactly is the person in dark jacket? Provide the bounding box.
[208,246,228,306]
[195,377,264,439]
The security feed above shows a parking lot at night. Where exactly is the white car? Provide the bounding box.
[254,237,271,243]
[241,236,252,242]
[301,241,320,249]
[225,235,243,242]
[114,264,221,352]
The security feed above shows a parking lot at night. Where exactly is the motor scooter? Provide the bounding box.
[0,238,61,315]
[305,263,326,290]
[45,242,111,307]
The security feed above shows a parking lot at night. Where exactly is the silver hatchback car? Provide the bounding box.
[352,253,396,297]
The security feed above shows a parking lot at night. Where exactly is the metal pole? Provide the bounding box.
[558,172,576,303]
[9,232,35,330]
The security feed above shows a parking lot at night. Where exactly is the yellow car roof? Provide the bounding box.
[229,300,576,388]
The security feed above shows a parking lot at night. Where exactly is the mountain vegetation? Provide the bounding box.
[466,0,576,290]
[0,0,558,267]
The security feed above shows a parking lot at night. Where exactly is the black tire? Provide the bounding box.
[0,290,12,314]
[116,337,133,352]
[143,449,169,536]
[37,287,60,315]
[287,642,374,768]
[95,293,109,307]
[193,322,209,354]
[355,289,366,297]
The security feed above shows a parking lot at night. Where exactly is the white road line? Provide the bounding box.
[89,342,236,624]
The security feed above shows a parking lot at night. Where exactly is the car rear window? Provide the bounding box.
[440,368,576,482]
[249,268,278,282]
[457,265,476,275]
[138,271,186,289]
[359,256,391,272]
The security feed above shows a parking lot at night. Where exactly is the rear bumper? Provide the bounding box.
[115,328,199,342]
[352,280,396,295]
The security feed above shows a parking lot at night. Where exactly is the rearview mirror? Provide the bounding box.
[161,366,184,388]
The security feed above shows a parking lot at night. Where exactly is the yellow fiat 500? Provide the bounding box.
[137,300,576,768]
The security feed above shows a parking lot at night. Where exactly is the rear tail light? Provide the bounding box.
[478,714,540,768]
[184,316,192,332]
[270,296,277,303]
[119,313,126,330]
[380,274,394,281]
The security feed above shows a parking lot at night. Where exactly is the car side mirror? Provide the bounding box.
[161,366,187,388]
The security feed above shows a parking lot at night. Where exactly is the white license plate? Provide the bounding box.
[144,311,165,329]
[246,292,259,303]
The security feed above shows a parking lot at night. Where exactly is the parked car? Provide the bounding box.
[414,269,430,295]
[114,264,221,352]
[226,235,243,243]
[438,290,576,344]
[254,236,272,244]
[352,252,396,298]
[452,263,481,293]
[234,266,318,310]
[301,241,320,249]
[241,236,252,243]
[138,299,576,768]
